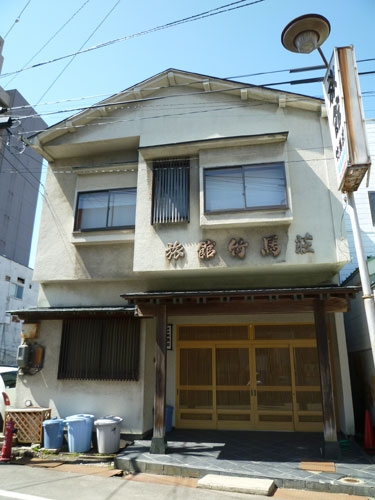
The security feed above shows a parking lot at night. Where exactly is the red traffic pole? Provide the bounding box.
[0,419,14,462]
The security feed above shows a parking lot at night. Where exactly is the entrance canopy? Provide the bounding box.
[121,286,360,316]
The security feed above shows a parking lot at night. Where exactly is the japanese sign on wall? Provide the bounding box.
[323,46,371,192]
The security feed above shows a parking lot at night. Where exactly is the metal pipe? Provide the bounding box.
[346,191,375,370]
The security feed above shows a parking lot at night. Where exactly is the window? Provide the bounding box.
[0,370,17,389]
[9,278,25,299]
[74,188,136,231]
[152,159,190,224]
[204,163,287,213]
[369,192,375,225]
[58,317,140,381]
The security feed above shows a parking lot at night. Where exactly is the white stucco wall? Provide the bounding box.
[33,86,349,297]
[14,319,152,435]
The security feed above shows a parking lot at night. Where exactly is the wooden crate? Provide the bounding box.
[4,408,51,444]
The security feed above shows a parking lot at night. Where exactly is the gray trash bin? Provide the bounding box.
[94,416,123,454]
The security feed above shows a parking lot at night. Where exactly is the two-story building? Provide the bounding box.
[14,69,358,457]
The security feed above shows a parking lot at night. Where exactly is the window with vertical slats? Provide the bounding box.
[58,317,140,381]
[152,159,190,224]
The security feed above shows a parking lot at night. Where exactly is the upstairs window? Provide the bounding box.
[152,159,190,224]
[74,188,136,231]
[10,278,24,299]
[204,163,287,213]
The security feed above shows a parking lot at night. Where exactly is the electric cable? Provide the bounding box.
[3,57,373,116]
[3,1,32,40]
[0,138,363,175]
[0,0,265,80]
[1,68,373,127]
[36,0,121,104]
[4,74,373,136]
[0,147,76,270]
[4,0,91,89]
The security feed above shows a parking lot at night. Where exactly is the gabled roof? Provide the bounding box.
[28,68,326,160]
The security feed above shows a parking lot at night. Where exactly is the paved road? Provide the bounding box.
[0,464,276,500]
[0,464,369,500]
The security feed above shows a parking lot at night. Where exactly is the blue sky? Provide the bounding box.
[0,0,373,127]
[0,0,373,267]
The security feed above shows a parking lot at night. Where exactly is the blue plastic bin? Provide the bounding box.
[65,414,94,453]
[165,405,173,433]
[42,418,65,449]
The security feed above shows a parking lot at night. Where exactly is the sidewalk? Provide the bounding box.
[114,430,375,497]
[4,459,368,500]
[2,429,375,498]
[0,456,368,500]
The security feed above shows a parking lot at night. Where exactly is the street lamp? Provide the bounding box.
[281,15,375,372]
[281,14,331,66]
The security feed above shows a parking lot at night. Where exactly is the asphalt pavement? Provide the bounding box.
[0,462,370,500]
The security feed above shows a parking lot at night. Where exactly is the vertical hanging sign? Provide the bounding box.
[323,46,371,192]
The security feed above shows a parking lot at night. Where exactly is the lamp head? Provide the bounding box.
[281,14,330,54]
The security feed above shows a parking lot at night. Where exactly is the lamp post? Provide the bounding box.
[281,13,375,409]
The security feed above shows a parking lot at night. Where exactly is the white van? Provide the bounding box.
[0,366,17,431]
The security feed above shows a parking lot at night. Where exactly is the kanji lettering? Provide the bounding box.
[198,239,217,260]
[228,238,249,259]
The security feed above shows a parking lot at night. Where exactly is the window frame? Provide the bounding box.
[58,316,140,381]
[203,162,288,215]
[151,159,190,225]
[74,187,136,232]
[9,281,24,300]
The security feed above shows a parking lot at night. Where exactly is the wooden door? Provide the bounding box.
[215,346,253,428]
[176,325,323,431]
[254,345,294,430]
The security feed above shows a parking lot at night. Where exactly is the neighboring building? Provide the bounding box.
[0,89,46,267]
[14,69,357,458]
[0,37,46,364]
[341,120,375,431]
[0,257,38,365]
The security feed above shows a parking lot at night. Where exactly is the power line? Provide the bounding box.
[37,0,122,104]
[2,56,373,116]
[3,0,32,40]
[6,153,78,271]
[4,0,91,89]
[1,149,366,176]
[227,58,375,80]
[262,70,375,87]
[4,72,374,131]
[12,99,321,137]
[0,0,265,80]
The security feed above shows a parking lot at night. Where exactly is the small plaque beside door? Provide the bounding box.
[166,324,173,350]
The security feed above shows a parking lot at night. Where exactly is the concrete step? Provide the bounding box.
[197,474,276,496]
